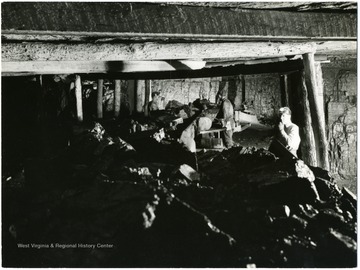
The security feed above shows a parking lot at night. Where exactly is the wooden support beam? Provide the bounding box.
[2,33,356,43]
[314,62,325,118]
[280,74,290,107]
[241,75,246,104]
[303,53,329,170]
[3,56,336,76]
[36,75,45,122]
[97,79,103,119]
[127,80,135,115]
[131,59,304,79]
[114,80,121,118]
[298,71,318,167]
[1,60,206,76]
[135,80,145,113]
[202,77,211,100]
[206,56,303,68]
[144,80,151,117]
[3,59,305,79]
[316,41,357,55]
[1,42,317,62]
[74,75,83,122]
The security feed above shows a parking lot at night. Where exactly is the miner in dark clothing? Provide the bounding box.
[216,91,235,148]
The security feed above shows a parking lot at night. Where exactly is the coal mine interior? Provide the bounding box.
[1,71,357,268]
[1,1,357,268]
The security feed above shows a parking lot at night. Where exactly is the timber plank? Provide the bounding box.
[303,53,329,170]
[2,59,304,78]
[1,42,317,62]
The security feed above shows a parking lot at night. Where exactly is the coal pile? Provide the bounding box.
[2,122,357,267]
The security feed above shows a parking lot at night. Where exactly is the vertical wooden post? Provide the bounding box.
[209,78,220,103]
[36,75,45,122]
[315,62,325,120]
[38,75,43,87]
[298,71,317,166]
[303,53,329,170]
[136,80,145,113]
[284,74,290,107]
[97,79,103,119]
[114,80,121,118]
[241,75,246,104]
[127,80,135,115]
[280,74,290,107]
[144,80,151,116]
[75,75,83,122]
[232,76,242,110]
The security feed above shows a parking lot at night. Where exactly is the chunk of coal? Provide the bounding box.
[267,205,291,218]
[4,120,357,268]
[308,165,332,181]
[316,208,346,228]
[171,164,200,182]
[316,228,357,267]
[314,177,342,201]
[342,187,357,206]
[339,197,357,219]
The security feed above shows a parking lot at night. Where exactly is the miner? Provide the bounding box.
[270,107,301,158]
[149,91,165,111]
[216,91,235,148]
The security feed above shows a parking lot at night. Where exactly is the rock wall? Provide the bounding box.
[242,74,282,120]
[150,76,243,110]
[322,58,357,187]
[42,75,281,122]
[150,74,281,122]
[151,78,221,106]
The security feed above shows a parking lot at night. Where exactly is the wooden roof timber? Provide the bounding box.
[2,32,356,43]
[2,40,355,76]
[4,41,357,63]
[2,2,356,77]
[2,41,318,62]
[2,59,305,78]
[2,60,207,75]
[1,2,356,42]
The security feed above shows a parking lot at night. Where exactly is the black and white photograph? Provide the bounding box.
[1,1,357,268]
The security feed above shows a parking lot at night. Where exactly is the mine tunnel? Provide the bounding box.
[1,2,357,268]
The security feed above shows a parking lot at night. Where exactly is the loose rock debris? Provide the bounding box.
[2,122,357,268]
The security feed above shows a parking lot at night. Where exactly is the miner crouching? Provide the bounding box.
[269,107,324,203]
[215,91,235,149]
[269,107,301,158]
